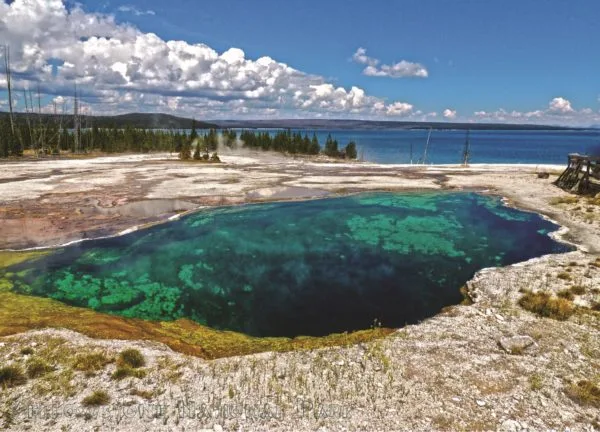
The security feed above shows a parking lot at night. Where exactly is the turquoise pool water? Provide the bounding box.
[8,192,570,337]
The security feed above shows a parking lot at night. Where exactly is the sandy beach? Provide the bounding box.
[0,152,599,431]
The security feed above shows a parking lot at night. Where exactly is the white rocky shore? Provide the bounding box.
[0,152,599,431]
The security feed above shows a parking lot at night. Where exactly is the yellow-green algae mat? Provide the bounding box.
[0,251,393,359]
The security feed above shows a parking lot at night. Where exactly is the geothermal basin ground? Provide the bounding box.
[0,151,599,431]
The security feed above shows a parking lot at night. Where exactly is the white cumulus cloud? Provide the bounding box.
[443,109,457,119]
[351,47,428,78]
[384,101,414,116]
[548,97,574,114]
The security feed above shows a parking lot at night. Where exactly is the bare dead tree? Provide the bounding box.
[23,88,34,152]
[36,83,45,154]
[2,45,15,138]
[73,83,80,153]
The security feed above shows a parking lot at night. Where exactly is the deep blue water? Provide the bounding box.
[247,129,600,165]
[9,192,571,337]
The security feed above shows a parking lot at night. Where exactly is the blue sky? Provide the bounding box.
[1,0,599,124]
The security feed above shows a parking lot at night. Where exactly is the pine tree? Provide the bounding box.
[190,119,198,142]
[324,134,338,157]
[193,141,201,160]
[345,141,357,159]
[310,133,320,154]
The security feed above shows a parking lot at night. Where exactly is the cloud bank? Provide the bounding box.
[0,0,418,118]
[0,0,597,125]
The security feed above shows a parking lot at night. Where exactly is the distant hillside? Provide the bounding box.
[0,112,579,131]
[0,112,217,130]
[212,118,577,131]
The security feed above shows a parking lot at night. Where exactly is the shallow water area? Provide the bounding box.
[6,192,571,338]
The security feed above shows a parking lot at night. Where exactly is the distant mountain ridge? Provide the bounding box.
[0,112,217,130]
[212,118,577,131]
[0,111,580,131]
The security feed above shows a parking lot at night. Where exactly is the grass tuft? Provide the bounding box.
[550,196,579,205]
[117,349,146,369]
[518,291,575,320]
[570,285,586,295]
[111,367,147,381]
[73,351,112,376]
[82,390,110,407]
[565,380,600,407]
[0,365,27,388]
[557,272,572,281]
[557,289,574,301]
[529,373,543,390]
[130,388,155,400]
[26,358,54,379]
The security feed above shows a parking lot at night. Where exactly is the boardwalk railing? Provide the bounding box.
[554,153,600,194]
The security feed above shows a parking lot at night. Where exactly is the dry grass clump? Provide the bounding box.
[0,365,27,388]
[565,380,600,407]
[570,285,586,295]
[111,367,147,381]
[82,390,110,407]
[117,349,145,369]
[587,197,600,206]
[73,351,112,376]
[557,272,572,281]
[518,291,575,320]
[529,373,544,391]
[557,289,575,301]
[550,196,579,205]
[130,388,155,400]
[26,358,54,378]
[112,349,147,380]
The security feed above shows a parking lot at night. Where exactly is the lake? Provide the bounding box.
[247,129,600,165]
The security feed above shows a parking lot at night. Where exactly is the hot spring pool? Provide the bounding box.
[6,192,571,337]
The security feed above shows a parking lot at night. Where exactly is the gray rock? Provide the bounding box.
[499,419,521,432]
[498,335,536,354]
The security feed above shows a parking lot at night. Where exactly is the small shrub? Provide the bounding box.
[557,289,574,301]
[570,285,586,295]
[130,388,154,400]
[111,367,147,381]
[0,365,27,388]
[565,380,600,407]
[26,358,54,378]
[73,352,111,376]
[82,390,110,407]
[557,272,572,281]
[529,373,543,391]
[117,349,145,369]
[20,347,34,356]
[518,292,575,320]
